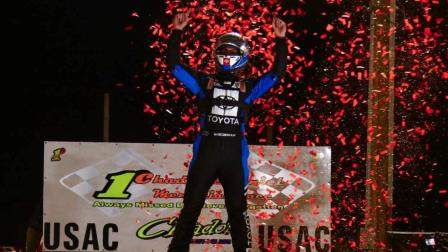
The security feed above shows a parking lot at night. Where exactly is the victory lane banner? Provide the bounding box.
[43,142,331,251]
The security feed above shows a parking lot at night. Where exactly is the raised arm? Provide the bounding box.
[245,17,287,104]
[167,10,205,98]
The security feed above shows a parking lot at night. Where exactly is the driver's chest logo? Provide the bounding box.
[211,87,239,117]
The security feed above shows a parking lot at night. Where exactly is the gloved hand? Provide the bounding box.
[173,9,191,31]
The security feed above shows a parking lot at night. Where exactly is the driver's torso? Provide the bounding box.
[199,76,249,138]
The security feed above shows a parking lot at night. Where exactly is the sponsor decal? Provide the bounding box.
[136,217,230,240]
[93,170,272,201]
[207,114,240,125]
[211,88,239,117]
[258,225,330,252]
[44,222,118,251]
[51,148,66,161]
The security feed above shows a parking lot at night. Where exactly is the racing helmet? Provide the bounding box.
[214,32,250,71]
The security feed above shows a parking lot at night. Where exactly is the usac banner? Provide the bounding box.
[43,142,331,251]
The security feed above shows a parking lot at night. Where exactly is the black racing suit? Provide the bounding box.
[166,28,287,252]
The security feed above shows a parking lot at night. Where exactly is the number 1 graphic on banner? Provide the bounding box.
[93,170,154,199]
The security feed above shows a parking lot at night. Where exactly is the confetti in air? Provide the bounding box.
[121,0,447,250]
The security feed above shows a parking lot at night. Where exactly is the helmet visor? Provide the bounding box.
[215,45,242,56]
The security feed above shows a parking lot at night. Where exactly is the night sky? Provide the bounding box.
[2,0,447,249]
[3,0,165,246]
